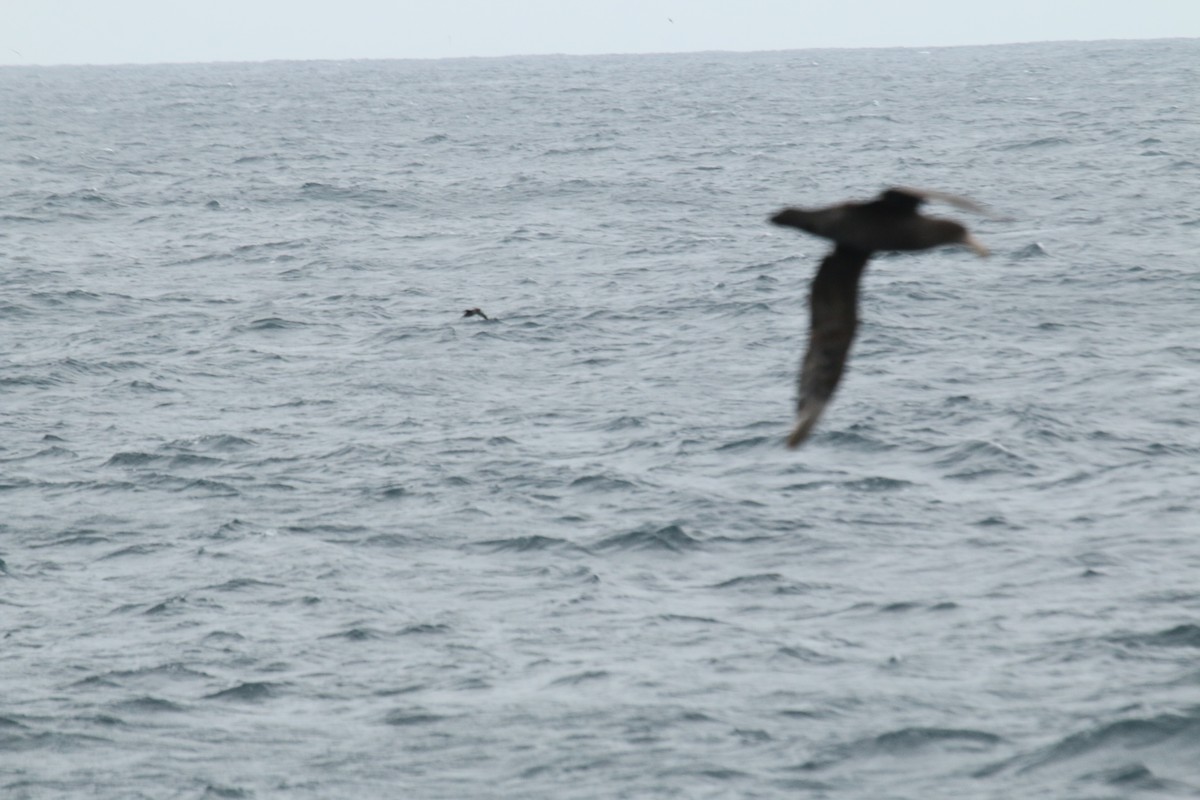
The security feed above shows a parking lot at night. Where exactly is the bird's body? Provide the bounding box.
[462,307,490,320]
[770,187,990,448]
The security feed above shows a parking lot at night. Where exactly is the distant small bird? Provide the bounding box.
[462,307,489,320]
[770,187,991,448]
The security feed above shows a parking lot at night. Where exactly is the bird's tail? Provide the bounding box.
[786,399,827,449]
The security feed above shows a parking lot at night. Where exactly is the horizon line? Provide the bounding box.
[1,35,1195,69]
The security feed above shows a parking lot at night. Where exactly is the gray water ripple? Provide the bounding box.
[3,39,1200,800]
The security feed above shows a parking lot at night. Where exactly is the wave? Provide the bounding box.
[1113,624,1200,650]
[926,439,1038,480]
[801,727,1004,772]
[204,682,287,703]
[594,523,702,552]
[977,712,1200,786]
[568,474,637,492]
[114,696,188,714]
[995,135,1072,150]
[383,708,448,726]
[244,316,310,330]
[470,535,585,553]
[1013,242,1050,258]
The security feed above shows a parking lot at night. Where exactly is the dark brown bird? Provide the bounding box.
[770,187,991,448]
[462,307,489,320]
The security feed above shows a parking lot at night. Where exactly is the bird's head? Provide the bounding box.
[769,207,848,244]
[770,208,818,234]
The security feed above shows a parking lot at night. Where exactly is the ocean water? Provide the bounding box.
[2,38,1200,799]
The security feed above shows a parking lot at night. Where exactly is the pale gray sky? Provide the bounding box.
[3,0,1198,66]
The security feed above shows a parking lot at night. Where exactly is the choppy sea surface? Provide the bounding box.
[3,38,1200,799]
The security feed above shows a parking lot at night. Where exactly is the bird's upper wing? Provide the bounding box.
[788,245,871,448]
[882,186,999,217]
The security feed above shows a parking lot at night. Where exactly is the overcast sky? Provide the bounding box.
[2,0,1198,66]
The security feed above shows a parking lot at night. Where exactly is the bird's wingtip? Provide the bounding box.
[891,186,991,215]
[786,401,826,449]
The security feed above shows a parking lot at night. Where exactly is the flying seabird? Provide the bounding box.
[462,307,489,320]
[770,187,991,448]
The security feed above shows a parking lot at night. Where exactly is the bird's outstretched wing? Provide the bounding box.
[882,186,998,218]
[788,245,871,448]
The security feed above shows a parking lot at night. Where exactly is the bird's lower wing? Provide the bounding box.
[788,246,870,448]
